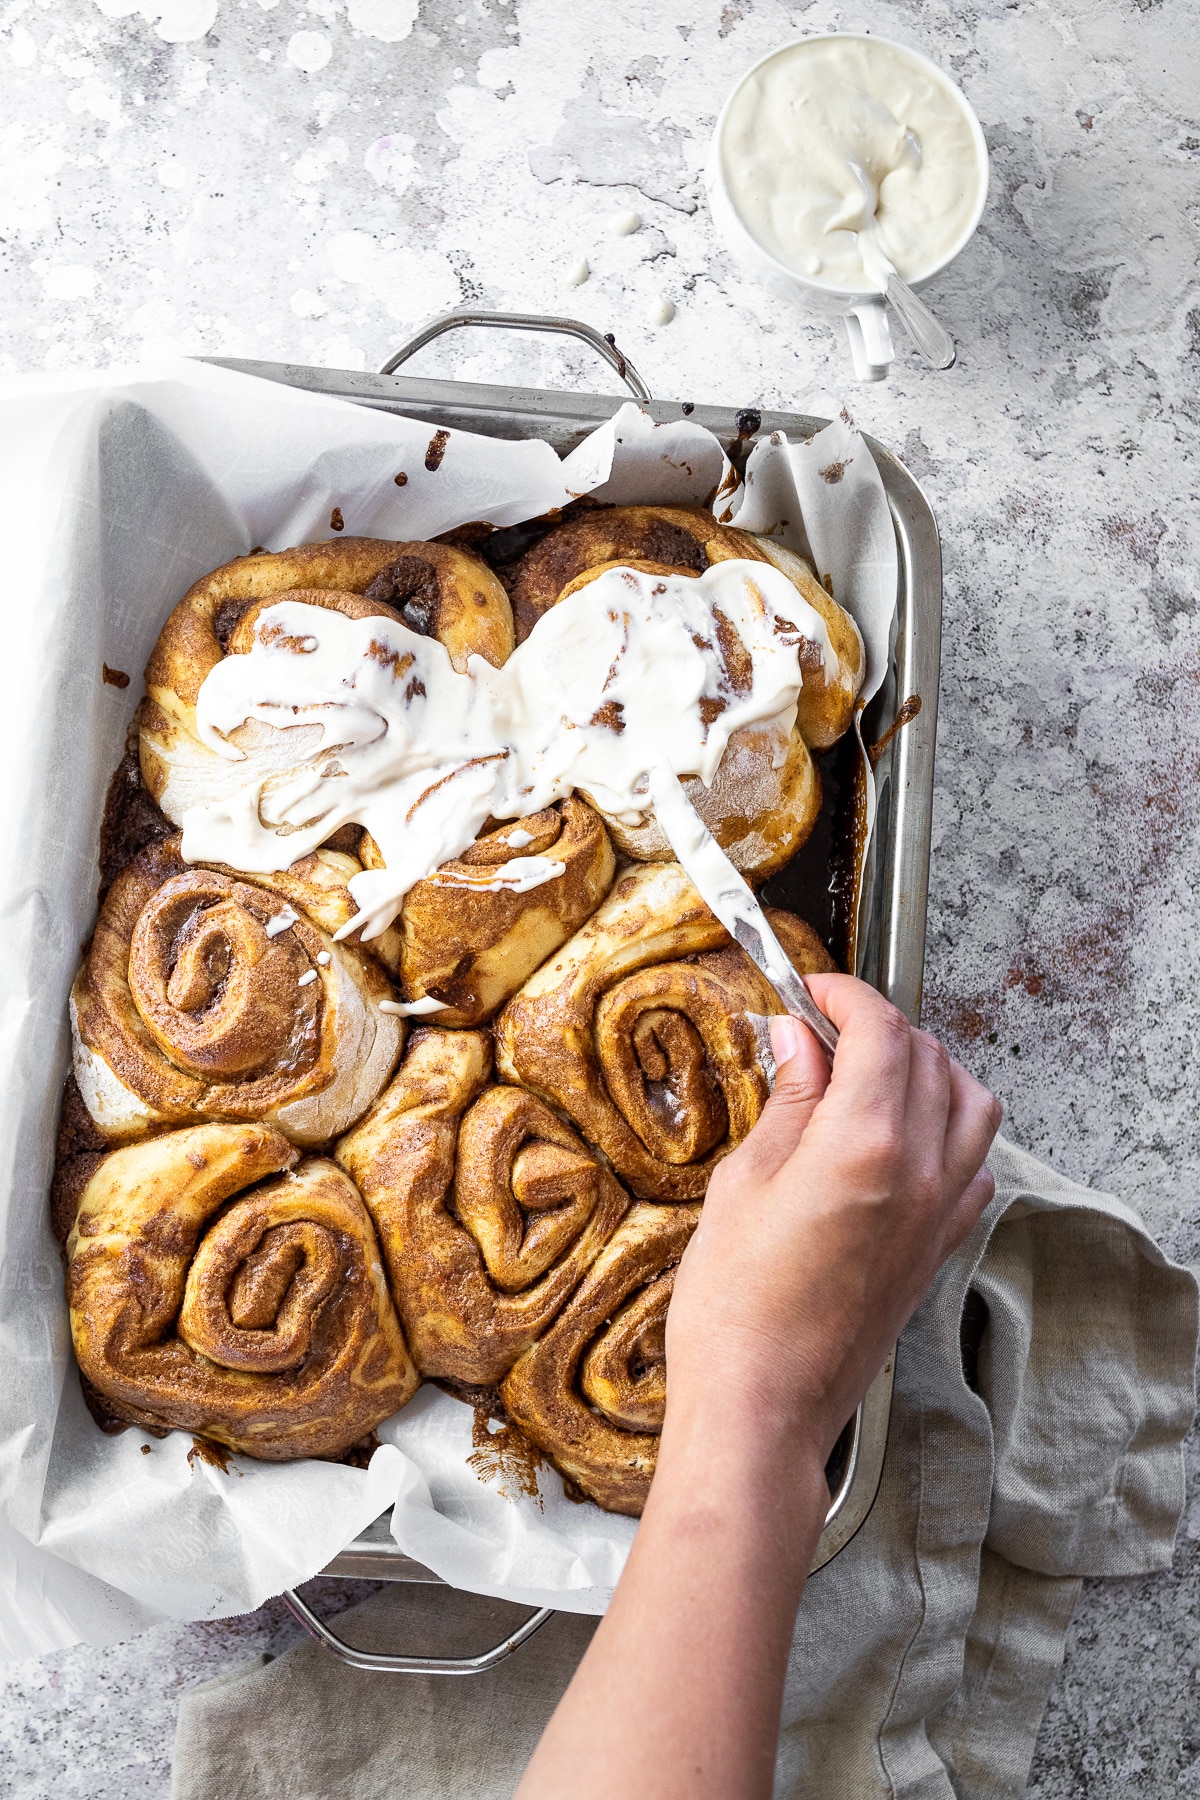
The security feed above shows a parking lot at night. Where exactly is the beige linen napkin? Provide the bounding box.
[171,1136,1197,1800]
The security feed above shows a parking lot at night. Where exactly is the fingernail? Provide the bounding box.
[769,1014,805,1065]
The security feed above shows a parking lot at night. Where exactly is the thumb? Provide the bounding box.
[738,1015,831,1182]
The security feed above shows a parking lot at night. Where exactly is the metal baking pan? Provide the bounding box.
[204,310,941,1648]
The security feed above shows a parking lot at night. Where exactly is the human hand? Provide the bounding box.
[665,974,1001,1465]
[518,981,996,1800]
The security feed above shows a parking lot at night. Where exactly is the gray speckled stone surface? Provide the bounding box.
[2,0,1198,1792]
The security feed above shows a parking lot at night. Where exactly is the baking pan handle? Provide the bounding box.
[281,1586,554,1675]
[380,309,652,402]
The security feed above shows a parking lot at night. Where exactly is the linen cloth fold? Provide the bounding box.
[171,1136,1198,1800]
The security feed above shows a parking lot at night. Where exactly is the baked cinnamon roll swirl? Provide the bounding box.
[336,1028,630,1386]
[360,797,615,1026]
[503,506,864,879]
[505,504,863,748]
[507,506,748,642]
[66,1123,418,1460]
[140,538,514,826]
[594,718,821,880]
[502,1203,699,1515]
[71,836,403,1145]
[495,861,833,1201]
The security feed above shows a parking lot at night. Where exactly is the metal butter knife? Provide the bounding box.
[731,913,841,1061]
[649,768,842,1063]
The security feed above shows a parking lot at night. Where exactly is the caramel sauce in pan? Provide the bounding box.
[97,735,174,900]
[761,730,864,972]
[438,1379,550,1504]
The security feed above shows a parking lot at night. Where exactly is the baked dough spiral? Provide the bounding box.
[502,506,865,879]
[502,1202,699,1515]
[505,504,863,746]
[66,1123,418,1460]
[140,538,514,826]
[336,1028,630,1386]
[494,861,834,1201]
[360,797,616,1026]
[71,837,403,1145]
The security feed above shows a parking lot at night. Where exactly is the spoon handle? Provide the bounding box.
[884,273,956,370]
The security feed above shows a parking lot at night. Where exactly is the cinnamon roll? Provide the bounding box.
[505,504,863,747]
[501,1203,699,1515]
[71,836,403,1145]
[66,1122,419,1460]
[593,717,822,881]
[360,797,615,1026]
[494,861,834,1201]
[502,506,865,879]
[336,1028,630,1386]
[140,538,514,826]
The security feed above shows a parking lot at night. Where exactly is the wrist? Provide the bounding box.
[664,1335,859,1473]
[647,1395,832,1585]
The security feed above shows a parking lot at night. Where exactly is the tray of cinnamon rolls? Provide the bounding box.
[52,336,941,1588]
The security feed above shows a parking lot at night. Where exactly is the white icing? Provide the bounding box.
[70,945,402,1149]
[297,968,318,986]
[380,996,449,1017]
[180,560,832,947]
[270,942,403,1144]
[719,37,985,292]
[648,767,796,991]
[504,828,534,849]
[69,994,160,1139]
[265,906,299,938]
[316,950,331,965]
[428,855,564,894]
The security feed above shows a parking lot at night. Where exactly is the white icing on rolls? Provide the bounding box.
[181,560,834,943]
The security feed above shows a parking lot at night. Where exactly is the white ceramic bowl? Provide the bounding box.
[706,34,990,381]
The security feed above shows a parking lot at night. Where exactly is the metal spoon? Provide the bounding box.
[849,162,956,372]
[870,254,957,371]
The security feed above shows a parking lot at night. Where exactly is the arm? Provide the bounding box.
[516,975,1001,1800]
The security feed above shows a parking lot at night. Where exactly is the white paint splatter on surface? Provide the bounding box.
[365,133,418,194]
[39,266,99,302]
[608,208,642,235]
[286,30,332,73]
[7,26,37,66]
[346,0,420,43]
[91,0,218,44]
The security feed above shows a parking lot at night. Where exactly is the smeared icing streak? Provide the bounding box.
[181,560,832,943]
[428,856,565,894]
[379,996,449,1017]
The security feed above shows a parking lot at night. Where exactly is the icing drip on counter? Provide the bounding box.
[182,560,832,945]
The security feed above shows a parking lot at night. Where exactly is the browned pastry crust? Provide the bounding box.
[140,538,514,825]
[502,1202,699,1515]
[494,861,835,1201]
[501,506,864,880]
[506,506,751,643]
[594,720,821,883]
[66,1123,418,1460]
[750,537,866,752]
[71,836,403,1144]
[504,503,863,749]
[336,1028,630,1386]
[360,797,616,1026]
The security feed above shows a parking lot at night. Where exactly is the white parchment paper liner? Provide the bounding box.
[0,360,896,1658]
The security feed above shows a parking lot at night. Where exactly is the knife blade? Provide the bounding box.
[731,914,840,1061]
